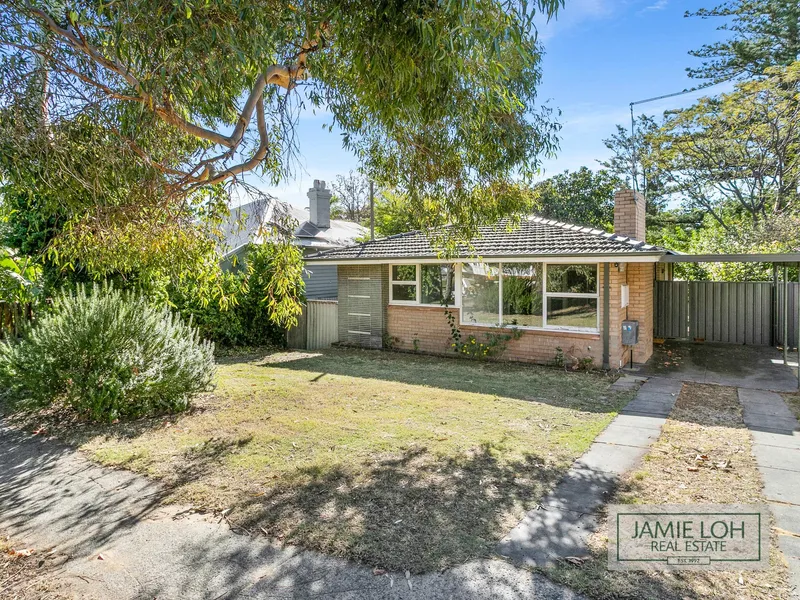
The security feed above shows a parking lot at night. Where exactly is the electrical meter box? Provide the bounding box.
[622,320,639,346]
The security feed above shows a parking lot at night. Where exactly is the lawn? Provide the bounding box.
[35,348,630,573]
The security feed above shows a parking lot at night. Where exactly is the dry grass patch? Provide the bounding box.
[0,534,74,599]
[9,348,630,573]
[544,383,791,600]
[781,391,800,421]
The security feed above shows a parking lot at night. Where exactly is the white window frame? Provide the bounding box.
[457,261,600,334]
[542,263,600,332]
[389,264,419,305]
[389,263,459,307]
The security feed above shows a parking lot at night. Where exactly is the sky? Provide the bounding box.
[259,0,731,211]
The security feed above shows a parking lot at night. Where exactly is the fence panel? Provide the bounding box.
[654,281,689,339]
[286,299,338,350]
[689,281,773,345]
[306,299,338,350]
[776,282,800,350]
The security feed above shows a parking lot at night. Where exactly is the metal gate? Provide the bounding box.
[654,280,798,346]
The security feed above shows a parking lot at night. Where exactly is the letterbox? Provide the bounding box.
[621,320,639,346]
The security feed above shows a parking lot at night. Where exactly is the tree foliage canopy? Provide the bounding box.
[1,0,563,252]
[654,62,800,228]
[687,0,800,83]
[529,167,620,231]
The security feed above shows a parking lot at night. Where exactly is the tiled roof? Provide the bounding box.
[306,216,670,262]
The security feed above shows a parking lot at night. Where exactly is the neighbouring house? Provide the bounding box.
[306,189,676,369]
[221,180,367,299]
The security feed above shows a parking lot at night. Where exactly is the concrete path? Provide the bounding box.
[738,389,800,599]
[0,425,587,600]
[496,377,682,567]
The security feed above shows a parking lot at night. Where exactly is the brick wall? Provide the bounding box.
[338,264,388,348]
[626,262,654,364]
[387,305,602,366]
[339,260,654,370]
[614,189,646,241]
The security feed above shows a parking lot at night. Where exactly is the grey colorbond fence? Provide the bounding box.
[286,299,339,350]
[654,280,798,348]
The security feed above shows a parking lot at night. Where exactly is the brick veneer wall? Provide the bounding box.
[338,261,654,370]
[387,305,602,365]
[626,262,654,364]
[338,264,389,348]
[614,189,646,241]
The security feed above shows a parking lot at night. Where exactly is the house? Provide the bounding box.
[221,181,367,299]
[305,189,675,369]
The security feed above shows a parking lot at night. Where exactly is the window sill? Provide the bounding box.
[459,322,600,337]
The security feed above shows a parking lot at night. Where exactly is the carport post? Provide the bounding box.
[784,264,789,365]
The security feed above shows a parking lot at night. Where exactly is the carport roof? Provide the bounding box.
[661,253,800,263]
[306,216,672,263]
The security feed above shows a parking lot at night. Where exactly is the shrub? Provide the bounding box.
[169,242,301,348]
[0,284,215,422]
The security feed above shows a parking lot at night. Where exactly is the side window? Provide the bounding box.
[545,264,598,329]
[390,265,417,302]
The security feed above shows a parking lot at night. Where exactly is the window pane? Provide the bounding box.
[546,297,598,329]
[392,284,416,302]
[392,265,417,282]
[461,263,500,325]
[420,264,455,305]
[546,264,597,294]
[502,263,543,327]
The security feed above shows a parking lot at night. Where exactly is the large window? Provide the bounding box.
[390,264,455,305]
[459,262,598,332]
[461,263,500,325]
[502,264,543,327]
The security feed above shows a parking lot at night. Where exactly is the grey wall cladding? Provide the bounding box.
[303,263,338,299]
[338,264,388,348]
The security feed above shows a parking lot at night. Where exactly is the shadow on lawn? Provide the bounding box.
[224,442,563,573]
[223,346,625,414]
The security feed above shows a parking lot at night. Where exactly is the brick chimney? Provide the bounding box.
[307,179,332,229]
[613,188,646,241]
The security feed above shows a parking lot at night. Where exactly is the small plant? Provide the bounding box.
[444,309,521,360]
[553,346,565,368]
[0,283,215,422]
[412,338,420,352]
[382,332,399,349]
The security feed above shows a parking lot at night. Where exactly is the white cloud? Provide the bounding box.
[535,0,617,41]
[643,0,669,11]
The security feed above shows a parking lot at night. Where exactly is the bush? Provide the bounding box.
[169,242,302,348]
[0,284,215,422]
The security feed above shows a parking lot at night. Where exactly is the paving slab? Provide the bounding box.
[738,388,800,599]
[594,423,661,447]
[750,443,800,473]
[497,377,679,568]
[0,425,586,600]
[751,430,800,450]
[776,535,800,600]
[612,414,670,431]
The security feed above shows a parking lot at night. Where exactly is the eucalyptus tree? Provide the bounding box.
[0,0,563,269]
